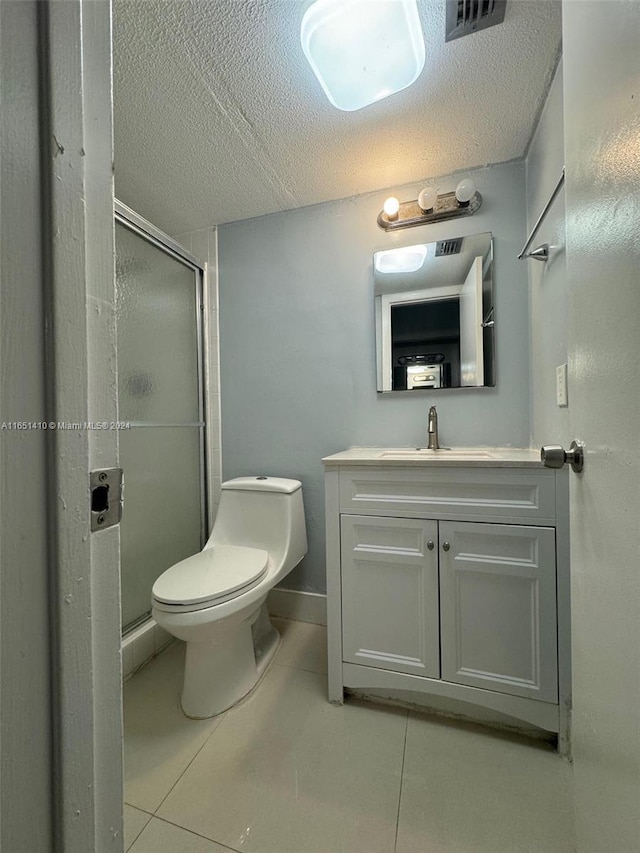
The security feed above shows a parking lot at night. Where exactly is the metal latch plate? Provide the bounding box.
[90,467,123,532]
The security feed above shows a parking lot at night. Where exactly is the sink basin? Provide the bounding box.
[377,448,494,460]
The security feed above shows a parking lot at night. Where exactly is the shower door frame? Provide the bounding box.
[115,199,209,633]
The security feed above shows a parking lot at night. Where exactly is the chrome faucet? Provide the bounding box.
[427,405,439,450]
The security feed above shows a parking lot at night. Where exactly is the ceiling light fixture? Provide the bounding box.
[375,244,428,274]
[300,0,426,112]
[377,179,482,231]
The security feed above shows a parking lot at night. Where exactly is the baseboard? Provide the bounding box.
[121,618,173,682]
[346,688,556,744]
[267,587,327,625]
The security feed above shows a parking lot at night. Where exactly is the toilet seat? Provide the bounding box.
[152,544,269,612]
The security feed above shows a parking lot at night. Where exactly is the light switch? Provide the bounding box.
[556,363,568,407]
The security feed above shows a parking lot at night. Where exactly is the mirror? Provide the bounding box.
[374,232,495,392]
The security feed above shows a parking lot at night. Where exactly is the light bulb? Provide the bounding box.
[383,197,400,220]
[417,186,438,212]
[455,178,476,207]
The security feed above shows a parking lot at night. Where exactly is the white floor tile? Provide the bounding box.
[124,805,152,851]
[157,665,407,853]
[124,642,225,813]
[272,617,328,675]
[123,619,577,853]
[129,817,234,853]
[395,713,576,853]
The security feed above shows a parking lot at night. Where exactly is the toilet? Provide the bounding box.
[152,476,307,718]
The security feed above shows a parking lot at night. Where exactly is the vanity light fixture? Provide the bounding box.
[300,0,425,112]
[377,179,483,231]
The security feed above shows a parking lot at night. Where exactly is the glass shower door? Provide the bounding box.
[115,219,205,633]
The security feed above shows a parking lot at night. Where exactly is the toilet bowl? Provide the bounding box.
[152,476,307,718]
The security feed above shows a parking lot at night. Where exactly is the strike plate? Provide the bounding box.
[90,467,123,532]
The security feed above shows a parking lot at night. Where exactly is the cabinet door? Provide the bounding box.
[341,515,440,678]
[440,521,558,702]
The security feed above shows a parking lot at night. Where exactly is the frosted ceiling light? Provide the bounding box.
[375,244,428,273]
[300,0,426,112]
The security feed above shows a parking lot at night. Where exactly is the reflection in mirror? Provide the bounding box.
[374,232,494,392]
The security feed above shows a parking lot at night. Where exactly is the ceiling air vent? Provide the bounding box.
[445,0,507,42]
[435,238,464,257]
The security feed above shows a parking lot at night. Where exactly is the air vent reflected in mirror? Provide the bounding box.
[435,238,464,257]
[445,0,507,42]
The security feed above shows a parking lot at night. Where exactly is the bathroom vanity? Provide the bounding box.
[323,448,570,746]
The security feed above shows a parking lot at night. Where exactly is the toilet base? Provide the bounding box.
[180,604,280,719]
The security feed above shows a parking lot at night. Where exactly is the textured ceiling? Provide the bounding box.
[113,0,561,235]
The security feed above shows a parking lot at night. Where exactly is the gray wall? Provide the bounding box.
[218,161,530,594]
[1,2,53,849]
[526,60,569,449]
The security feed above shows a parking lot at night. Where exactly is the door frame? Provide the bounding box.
[44,2,123,850]
[1,1,124,850]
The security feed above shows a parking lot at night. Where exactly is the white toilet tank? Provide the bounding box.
[207,477,307,582]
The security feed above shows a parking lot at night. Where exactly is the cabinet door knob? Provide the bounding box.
[427,540,435,550]
[443,542,450,552]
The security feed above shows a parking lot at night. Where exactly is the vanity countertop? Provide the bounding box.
[322,447,543,468]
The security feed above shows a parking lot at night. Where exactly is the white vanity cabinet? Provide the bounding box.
[341,515,441,678]
[439,521,558,702]
[323,450,571,742]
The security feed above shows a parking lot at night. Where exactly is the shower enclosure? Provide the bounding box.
[115,201,207,633]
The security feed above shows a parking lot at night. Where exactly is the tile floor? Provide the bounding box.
[124,618,576,853]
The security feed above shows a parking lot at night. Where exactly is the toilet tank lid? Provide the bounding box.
[221,476,301,494]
